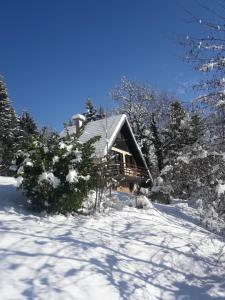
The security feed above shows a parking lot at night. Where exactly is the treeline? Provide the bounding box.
[109,76,225,226]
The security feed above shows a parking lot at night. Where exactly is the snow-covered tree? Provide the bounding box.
[19,111,38,138]
[13,130,100,214]
[178,2,225,223]
[110,77,207,198]
[162,101,197,162]
[182,2,225,143]
[0,77,21,175]
[189,111,203,144]
[83,99,98,122]
[110,77,188,175]
[83,99,106,123]
[110,77,159,172]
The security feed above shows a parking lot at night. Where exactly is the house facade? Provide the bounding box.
[61,114,152,193]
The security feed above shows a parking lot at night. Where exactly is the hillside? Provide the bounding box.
[0,176,225,300]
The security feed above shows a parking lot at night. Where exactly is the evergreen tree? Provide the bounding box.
[163,101,190,160]
[150,113,164,172]
[19,111,38,138]
[189,112,203,144]
[0,78,15,141]
[83,99,106,123]
[84,99,98,122]
[0,77,21,175]
[13,130,100,214]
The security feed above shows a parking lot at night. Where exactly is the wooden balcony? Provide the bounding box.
[110,163,149,180]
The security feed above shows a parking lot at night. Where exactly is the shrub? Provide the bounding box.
[150,177,171,204]
[12,131,99,214]
[164,144,225,222]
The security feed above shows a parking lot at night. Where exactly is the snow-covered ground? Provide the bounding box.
[0,177,225,300]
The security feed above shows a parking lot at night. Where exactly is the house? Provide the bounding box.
[61,114,152,193]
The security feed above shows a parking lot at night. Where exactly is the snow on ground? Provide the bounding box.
[0,177,225,300]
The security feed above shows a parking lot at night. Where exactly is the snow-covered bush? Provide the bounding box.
[136,195,153,209]
[139,187,150,196]
[82,190,152,214]
[82,190,125,214]
[161,155,191,199]
[165,144,225,223]
[150,176,172,204]
[12,131,99,214]
[150,177,171,204]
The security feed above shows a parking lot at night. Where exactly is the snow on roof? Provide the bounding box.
[61,114,126,157]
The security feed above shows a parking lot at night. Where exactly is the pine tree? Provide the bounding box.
[84,99,98,122]
[19,111,38,138]
[161,104,205,199]
[0,77,21,175]
[189,112,203,144]
[83,99,106,123]
[13,129,100,214]
[150,113,164,172]
[163,101,190,160]
[0,78,15,141]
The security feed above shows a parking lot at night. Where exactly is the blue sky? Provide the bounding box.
[0,0,214,131]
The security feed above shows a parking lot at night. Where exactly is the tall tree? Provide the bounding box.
[84,99,98,122]
[163,101,189,159]
[83,99,106,123]
[176,3,225,225]
[0,77,21,174]
[182,1,225,144]
[189,111,203,144]
[19,111,38,138]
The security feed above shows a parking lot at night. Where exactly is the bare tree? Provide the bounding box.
[181,1,225,143]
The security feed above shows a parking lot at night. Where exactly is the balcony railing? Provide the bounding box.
[110,163,149,179]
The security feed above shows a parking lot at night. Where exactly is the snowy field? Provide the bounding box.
[0,177,225,300]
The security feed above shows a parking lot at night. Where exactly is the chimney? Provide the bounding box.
[71,114,86,132]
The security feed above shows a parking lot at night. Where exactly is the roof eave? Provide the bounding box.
[103,114,127,156]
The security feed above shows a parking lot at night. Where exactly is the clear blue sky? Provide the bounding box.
[0,0,214,131]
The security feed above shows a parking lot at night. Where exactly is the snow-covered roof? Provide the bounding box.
[61,114,125,157]
[61,114,151,178]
